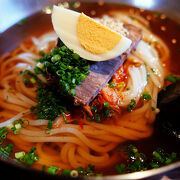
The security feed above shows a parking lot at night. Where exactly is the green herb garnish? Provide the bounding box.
[165,73,179,83]
[109,83,115,88]
[142,91,152,101]
[115,145,179,174]
[127,99,136,112]
[151,68,155,73]
[0,127,8,144]
[35,42,90,96]
[0,144,13,158]
[17,18,28,26]
[47,166,59,175]
[18,147,39,165]
[103,102,110,107]
[31,85,66,121]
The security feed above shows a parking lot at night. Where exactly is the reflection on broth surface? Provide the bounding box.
[0,2,179,177]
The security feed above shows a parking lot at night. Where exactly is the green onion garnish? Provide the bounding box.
[47,166,59,175]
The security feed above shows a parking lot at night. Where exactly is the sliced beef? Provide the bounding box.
[73,24,142,106]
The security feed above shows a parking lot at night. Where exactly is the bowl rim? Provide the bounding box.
[0,1,180,179]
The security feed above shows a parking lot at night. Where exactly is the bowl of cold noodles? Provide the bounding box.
[0,0,180,179]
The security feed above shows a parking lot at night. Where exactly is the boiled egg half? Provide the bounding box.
[52,6,132,61]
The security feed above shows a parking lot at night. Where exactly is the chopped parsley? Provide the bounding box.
[30,85,67,130]
[127,99,136,112]
[165,73,179,83]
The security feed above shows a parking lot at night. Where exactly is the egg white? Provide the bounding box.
[52,6,132,61]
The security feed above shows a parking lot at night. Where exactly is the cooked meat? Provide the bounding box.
[74,24,142,106]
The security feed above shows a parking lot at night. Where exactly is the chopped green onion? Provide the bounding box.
[68,89,76,96]
[142,91,152,101]
[15,123,21,129]
[62,112,68,124]
[72,53,80,60]
[147,72,151,77]
[163,86,167,91]
[115,164,126,174]
[104,109,111,119]
[0,127,9,144]
[51,54,61,63]
[17,18,28,26]
[91,106,97,113]
[11,127,20,135]
[42,165,46,172]
[151,68,155,73]
[30,78,36,84]
[39,51,45,56]
[20,147,39,165]
[62,169,71,176]
[109,83,115,88]
[127,99,136,112]
[126,87,130,90]
[36,62,44,69]
[7,123,14,130]
[15,151,25,159]
[47,120,53,131]
[150,162,159,168]
[70,170,78,177]
[23,78,30,83]
[95,114,101,122]
[47,166,59,175]
[16,119,24,125]
[0,144,13,157]
[103,102,110,107]
[153,151,164,163]
[151,107,155,111]
[165,73,179,83]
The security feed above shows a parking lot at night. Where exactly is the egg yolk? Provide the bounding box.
[77,13,122,54]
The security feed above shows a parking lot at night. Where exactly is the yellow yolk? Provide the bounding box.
[77,13,122,54]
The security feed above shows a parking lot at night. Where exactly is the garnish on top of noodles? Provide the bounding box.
[51,6,132,61]
[28,41,91,130]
